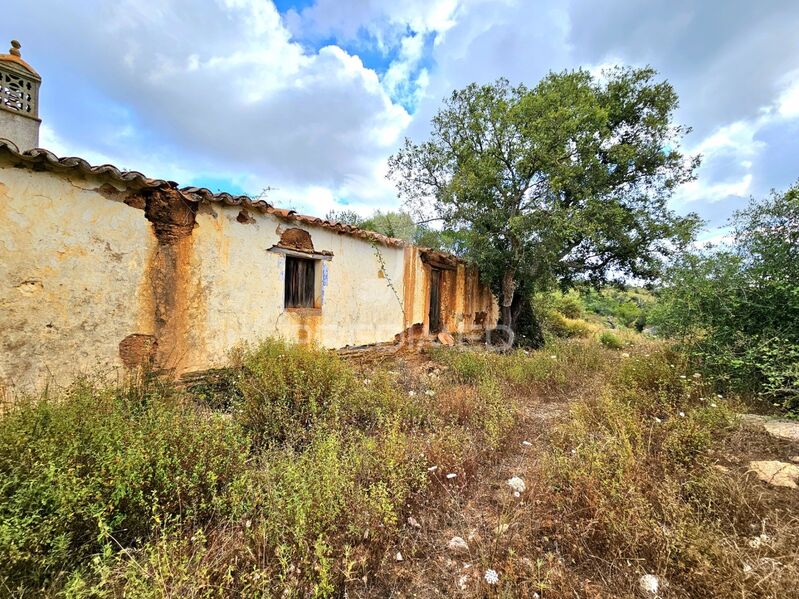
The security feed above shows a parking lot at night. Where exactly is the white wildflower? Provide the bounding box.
[484,569,499,585]
[693,372,702,379]
[425,389,436,397]
[621,352,630,358]
[679,411,686,417]
[362,378,371,385]
[550,355,557,360]
[245,519,252,529]
[710,402,718,408]
[408,390,416,397]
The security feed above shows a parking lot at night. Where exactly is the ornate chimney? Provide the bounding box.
[0,40,41,150]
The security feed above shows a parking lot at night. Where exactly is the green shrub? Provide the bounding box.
[429,348,492,383]
[651,185,799,413]
[545,312,597,338]
[231,338,356,447]
[599,330,624,349]
[0,381,249,593]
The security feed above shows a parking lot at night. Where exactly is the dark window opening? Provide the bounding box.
[285,256,316,308]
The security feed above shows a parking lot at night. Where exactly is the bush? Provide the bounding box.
[545,312,598,338]
[599,330,624,349]
[0,381,249,593]
[652,185,799,413]
[533,348,742,596]
[231,338,356,447]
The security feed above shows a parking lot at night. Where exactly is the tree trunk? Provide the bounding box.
[510,291,545,349]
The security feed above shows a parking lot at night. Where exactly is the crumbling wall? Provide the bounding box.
[0,166,155,391]
[187,205,408,368]
[0,161,498,393]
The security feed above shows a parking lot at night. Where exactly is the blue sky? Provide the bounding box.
[5,0,799,242]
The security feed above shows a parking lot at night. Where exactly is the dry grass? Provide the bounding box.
[2,337,798,598]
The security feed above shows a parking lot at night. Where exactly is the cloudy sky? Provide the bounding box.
[7,0,799,240]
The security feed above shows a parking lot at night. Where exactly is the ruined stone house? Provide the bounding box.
[0,42,498,392]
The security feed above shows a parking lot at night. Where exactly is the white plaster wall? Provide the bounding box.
[189,204,407,367]
[0,166,155,391]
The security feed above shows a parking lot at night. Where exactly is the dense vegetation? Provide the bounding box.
[652,184,799,414]
[2,323,797,596]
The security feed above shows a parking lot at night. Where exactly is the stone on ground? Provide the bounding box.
[740,414,799,443]
[763,420,799,442]
[749,460,799,489]
[639,574,660,595]
[437,332,455,346]
[447,536,469,554]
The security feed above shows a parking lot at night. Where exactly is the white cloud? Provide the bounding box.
[8,0,799,227]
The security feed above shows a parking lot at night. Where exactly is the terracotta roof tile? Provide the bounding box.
[0,139,407,248]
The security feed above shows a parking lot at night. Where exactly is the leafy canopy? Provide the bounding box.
[651,184,799,412]
[388,68,701,314]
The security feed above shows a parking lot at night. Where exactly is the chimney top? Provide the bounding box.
[0,39,40,78]
[0,38,42,150]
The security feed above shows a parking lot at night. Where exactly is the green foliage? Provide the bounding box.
[231,338,356,448]
[599,330,624,349]
[0,381,249,593]
[652,184,799,413]
[580,286,654,330]
[545,312,597,338]
[389,68,701,337]
[323,209,364,226]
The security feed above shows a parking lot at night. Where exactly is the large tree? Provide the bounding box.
[388,67,701,346]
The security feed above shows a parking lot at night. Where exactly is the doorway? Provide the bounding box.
[429,268,441,333]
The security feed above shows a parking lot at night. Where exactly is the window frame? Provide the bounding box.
[284,255,318,309]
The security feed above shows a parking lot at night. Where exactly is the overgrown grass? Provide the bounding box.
[458,347,799,597]
[0,339,524,596]
[3,337,796,597]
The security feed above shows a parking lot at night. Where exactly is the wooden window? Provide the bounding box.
[285,256,316,308]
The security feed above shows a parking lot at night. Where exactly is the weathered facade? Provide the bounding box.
[0,142,498,392]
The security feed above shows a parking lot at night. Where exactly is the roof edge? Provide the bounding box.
[0,139,408,248]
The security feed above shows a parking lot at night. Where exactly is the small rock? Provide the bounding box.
[446,472,457,479]
[748,534,771,549]
[507,476,526,493]
[639,574,660,595]
[749,460,799,489]
[437,332,455,346]
[740,414,769,429]
[395,551,403,562]
[407,516,421,529]
[447,536,469,554]
[764,420,799,442]
[790,456,799,464]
